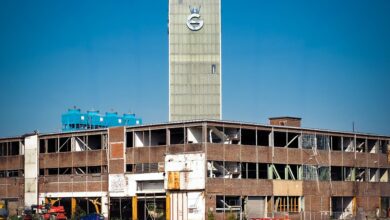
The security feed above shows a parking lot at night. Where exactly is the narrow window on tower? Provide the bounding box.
[211,64,216,74]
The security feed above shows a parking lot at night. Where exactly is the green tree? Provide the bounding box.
[226,209,236,220]
[207,209,215,220]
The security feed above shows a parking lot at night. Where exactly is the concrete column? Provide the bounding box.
[24,135,39,207]
[38,197,45,206]
[101,195,109,219]
[166,193,171,220]
[132,196,138,220]
[71,198,76,218]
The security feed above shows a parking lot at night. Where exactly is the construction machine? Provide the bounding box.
[0,202,8,220]
[23,203,67,220]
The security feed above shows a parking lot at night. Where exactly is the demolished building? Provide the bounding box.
[0,118,390,219]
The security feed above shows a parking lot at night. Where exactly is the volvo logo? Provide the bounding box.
[186,6,204,31]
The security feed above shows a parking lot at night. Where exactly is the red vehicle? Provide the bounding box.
[43,205,67,220]
[24,204,67,220]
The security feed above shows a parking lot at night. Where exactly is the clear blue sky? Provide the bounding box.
[0,0,389,137]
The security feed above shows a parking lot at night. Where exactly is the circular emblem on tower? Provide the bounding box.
[187,6,204,31]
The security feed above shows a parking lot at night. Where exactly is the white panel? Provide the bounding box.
[188,192,205,220]
[126,173,165,196]
[171,192,205,220]
[20,142,25,155]
[183,192,188,220]
[75,138,84,151]
[109,174,126,192]
[127,177,137,196]
[39,192,107,198]
[187,127,202,144]
[24,135,38,207]
[173,193,178,220]
[164,153,205,190]
[178,193,184,220]
[135,132,144,147]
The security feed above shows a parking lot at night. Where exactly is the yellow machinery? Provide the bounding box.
[0,202,8,220]
[70,197,101,218]
[89,198,101,214]
[46,198,60,206]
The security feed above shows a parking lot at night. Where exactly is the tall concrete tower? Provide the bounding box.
[169,0,221,121]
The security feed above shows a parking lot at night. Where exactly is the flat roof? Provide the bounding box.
[269,116,302,120]
[1,119,389,140]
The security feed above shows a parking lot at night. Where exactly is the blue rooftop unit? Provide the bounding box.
[62,109,142,131]
[104,112,121,127]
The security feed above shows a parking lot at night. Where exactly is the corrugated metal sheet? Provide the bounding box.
[246,196,266,219]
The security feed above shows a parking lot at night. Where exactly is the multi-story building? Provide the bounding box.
[1,118,389,219]
[1,1,389,220]
[169,0,222,121]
